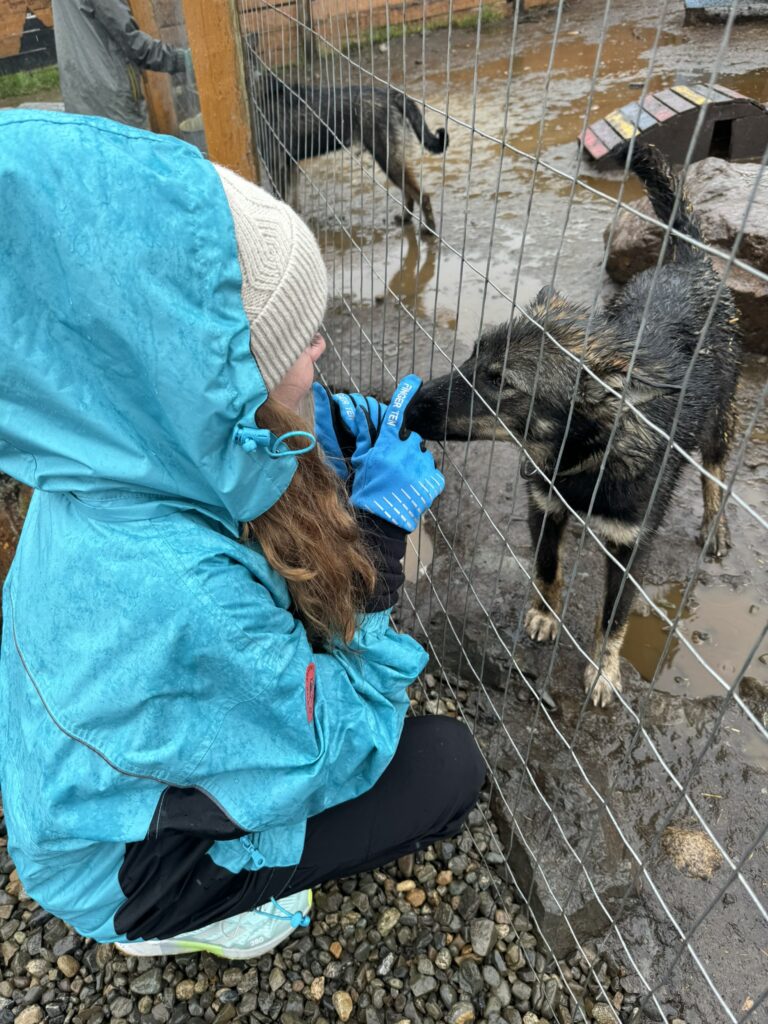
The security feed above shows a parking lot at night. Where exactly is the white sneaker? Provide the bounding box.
[114,890,311,959]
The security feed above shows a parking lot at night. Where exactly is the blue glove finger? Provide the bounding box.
[350,404,377,463]
[332,392,358,434]
[312,383,350,480]
[381,374,422,437]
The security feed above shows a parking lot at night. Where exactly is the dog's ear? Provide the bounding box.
[579,360,682,413]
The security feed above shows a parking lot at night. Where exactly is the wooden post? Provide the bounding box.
[181,0,259,183]
[131,0,179,137]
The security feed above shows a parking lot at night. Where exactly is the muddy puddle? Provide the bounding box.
[623,579,765,697]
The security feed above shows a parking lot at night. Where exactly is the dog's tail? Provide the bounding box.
[624,143,702,260]
[392,91,449,153]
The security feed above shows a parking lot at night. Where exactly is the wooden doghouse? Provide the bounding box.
[579,84,768,167]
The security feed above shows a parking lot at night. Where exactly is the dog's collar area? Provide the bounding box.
[519,450,605,482]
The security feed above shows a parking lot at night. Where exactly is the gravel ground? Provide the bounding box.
[0,679,677,1024]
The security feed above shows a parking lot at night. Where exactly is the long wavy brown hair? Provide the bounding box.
[241,397,377,646]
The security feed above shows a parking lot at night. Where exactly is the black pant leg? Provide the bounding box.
[273,715,486,897]
[141,715,484,938]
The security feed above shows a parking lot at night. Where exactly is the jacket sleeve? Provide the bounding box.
[180,543,428,854]
[83,0,182,72]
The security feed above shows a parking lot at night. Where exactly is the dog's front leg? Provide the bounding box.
[584,540,648,708]
[524,492,566,644]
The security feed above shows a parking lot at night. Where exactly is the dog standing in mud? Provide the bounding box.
[405,144,741,707]
[247,66,448,233]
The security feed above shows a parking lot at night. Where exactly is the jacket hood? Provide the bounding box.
[0,111,299,534]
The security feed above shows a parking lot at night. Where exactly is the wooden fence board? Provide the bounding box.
[183,0,259,181]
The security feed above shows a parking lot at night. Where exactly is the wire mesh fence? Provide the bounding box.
[239,1,767,1022]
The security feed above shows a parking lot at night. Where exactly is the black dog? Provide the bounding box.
[248,68,448,233]
[405,144,741,707]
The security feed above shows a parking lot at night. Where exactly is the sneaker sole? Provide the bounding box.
[115,890,312,960]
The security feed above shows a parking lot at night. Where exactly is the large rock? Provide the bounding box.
[605,158,768,352]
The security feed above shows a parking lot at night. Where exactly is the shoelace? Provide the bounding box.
[254,896,310,930]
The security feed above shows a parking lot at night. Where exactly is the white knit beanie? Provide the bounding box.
[213,164,328,392]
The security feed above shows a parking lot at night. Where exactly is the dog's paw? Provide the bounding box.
[698,517,732,559]
[525,606,559,643]
[583,663,622,708]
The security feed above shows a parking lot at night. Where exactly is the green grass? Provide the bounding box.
[343,4,507,52]
[0,66,60,101]
[451,6,505,30]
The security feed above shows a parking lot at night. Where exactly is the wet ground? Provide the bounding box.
[306,2,767,1021]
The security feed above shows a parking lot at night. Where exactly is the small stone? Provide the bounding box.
[523,1015,540,1024]
[483,965,501,987]
[436,871,453,886]
[440,982,458,1009]
[417,955,435,976]
[458,888,481,920]
[175,979,195,1000]
[309,976,325,1001]
[354,940,372,962]
[377,952,395,977]
[435,948,452,970]
[591,1005,615,1024]
[377,907,401,936]
[138,996,154,1015]
[396,879,416,892]
[513,981,533,1004]
[212,1007,236,1024]
[435,902,454,928]
[130,967,163,996]
[406,888,426,908]
[15,1009,44,1024]
[56,955,79,979]
[458,959,483,997]
[110,997,134,1018]
[220,968,242,988]
[542,979,561,1014]
[470,918,498,958]
[52,936,78,958]
[268,966,286,992]
[330,940,343,958]
[152,1006,171,1024]
[447,1002,476,1024]
[25,959,49,978]
[411,974,437,998]
[397,854,415,877]
[332,989,354,1022]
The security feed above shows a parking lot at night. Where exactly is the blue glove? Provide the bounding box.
[349,375,445,532]
[313,383,386,481]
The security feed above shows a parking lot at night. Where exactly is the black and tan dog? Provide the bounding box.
[405,144,741,707]
[248,67,448,233]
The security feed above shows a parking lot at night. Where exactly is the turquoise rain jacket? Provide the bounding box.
[0,111,427,942]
